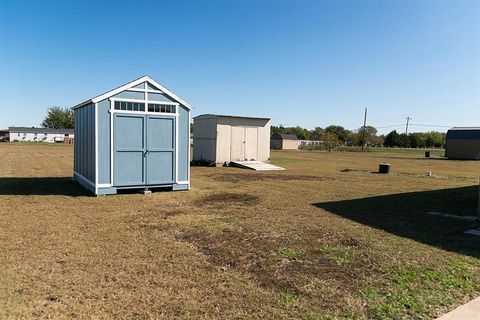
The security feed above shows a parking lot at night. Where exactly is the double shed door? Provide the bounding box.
[230,126,258,161]
[114,113,175,187]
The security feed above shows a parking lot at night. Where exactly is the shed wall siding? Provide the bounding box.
[147,92,175,103]
[193,117,217,162]
[178,105,189,181]
[282,139,299,150]
[112,90,145,100]
[97,99,111,184]
[216,124,232,163]
[445,139,480,160]
[74,103,95,183]
[270,139,282,150]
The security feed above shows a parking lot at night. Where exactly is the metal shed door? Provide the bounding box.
[114,114,175,187]
[146,115,175,185]
[230,126,245,161]
[245,127,258,160]
[114,114,146,186]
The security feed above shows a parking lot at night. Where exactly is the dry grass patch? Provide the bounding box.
[1,143,479,319]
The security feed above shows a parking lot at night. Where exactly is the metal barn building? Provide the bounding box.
[445,127,480,160]
[193,114,271,165]
[270,133,299,150]
[72,76,191,195]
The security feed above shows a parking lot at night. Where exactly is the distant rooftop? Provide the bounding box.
[193,114,270,121]
[271,133,298,140]
[446,127,480,140]
[448,127,480,130]
[9,127,74,134]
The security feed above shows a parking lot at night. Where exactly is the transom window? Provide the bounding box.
[114,101,145,111]
[147,103,176,113]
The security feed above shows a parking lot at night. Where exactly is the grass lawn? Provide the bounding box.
[0,143,479,319]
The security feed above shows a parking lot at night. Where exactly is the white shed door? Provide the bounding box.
[230,126,245,161]
[245,127,258,160]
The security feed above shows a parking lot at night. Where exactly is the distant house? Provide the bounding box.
[271,133,299,150]
[445,127,480,160]
[0,129,9,142]
[298,140,323,147]
[9,127,74,143]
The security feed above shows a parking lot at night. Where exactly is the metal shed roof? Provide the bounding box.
[9,127,74,134]
[271,133,298,140]
[193,114,270,121]
[446,127,480,140]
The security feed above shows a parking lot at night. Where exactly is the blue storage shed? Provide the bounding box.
[72,76,191,195]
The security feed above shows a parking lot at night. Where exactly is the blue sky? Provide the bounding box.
[0,0,479,134]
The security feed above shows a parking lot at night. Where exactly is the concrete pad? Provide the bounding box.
[427,212,477,221]
[436,297,480,320]
[230,161,285,171]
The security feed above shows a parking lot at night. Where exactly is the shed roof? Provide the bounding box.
[271,133,298,140]
[193,114,270,121]
[9,127,74,134]
[446,127,480,140]
[72,75,192,110]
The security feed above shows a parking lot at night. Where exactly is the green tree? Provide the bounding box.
[325,125,350,143]
[42,107,74,129]
[323,132,341,151]
[310,127,324,140]
[357,125,378,146]
[425,131,445,148]
[384,130,401,147]
[408,132,427,148]
[399,133,410,147]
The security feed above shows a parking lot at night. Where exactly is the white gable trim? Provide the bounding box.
[72,76,193,110]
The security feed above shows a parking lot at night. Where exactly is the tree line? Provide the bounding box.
[41,107,446,148]
[272,125,446,148]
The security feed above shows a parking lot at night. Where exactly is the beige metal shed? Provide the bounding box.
[193,114,271,165]
[270,133,299,150]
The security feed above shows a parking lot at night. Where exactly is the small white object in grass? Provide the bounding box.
[427,171,432,177]
[465,229,480,236]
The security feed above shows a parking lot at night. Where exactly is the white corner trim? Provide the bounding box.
[188,110,191,182]
[110,100,114,186]
[176,181,190,184]
[95,103,99,194]
[175,113,179,183]
[97,183,112,188]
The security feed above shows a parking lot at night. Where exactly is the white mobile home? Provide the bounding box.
[9,127,74,143]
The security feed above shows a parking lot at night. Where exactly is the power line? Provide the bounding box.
[375,123,453,129]
[376,124,405,129]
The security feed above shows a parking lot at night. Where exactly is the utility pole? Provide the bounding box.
[361,108,367,151]
[405,116,412,135]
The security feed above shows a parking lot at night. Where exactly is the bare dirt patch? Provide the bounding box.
[194,192,261,207]
[173,226,380,314]
[210,172,332,183]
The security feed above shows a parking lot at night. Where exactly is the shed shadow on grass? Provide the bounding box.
[313,185,480,258]
[0,177,88,196]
